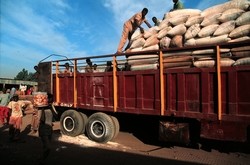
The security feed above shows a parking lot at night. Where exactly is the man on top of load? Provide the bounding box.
[171,0,184,11]
[116,8,152,54]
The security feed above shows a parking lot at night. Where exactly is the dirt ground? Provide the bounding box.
[0,114,201,165]
[1,113,250,165]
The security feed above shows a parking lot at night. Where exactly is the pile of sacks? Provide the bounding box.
[126,0,250,70]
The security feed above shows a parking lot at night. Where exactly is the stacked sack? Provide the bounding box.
[126,0,250,70]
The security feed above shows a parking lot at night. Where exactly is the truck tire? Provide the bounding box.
[86,112,115,143]
[60,110,84,137]
[79,112,88,134]
[110,115,120,141]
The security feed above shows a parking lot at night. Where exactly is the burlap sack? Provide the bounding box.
[236,11,250,26]
[127,54,158,60]
[131,30,142,41]
[185,15,204,27]
[130,38,146,49]
[167,24,187,37]
[233,57,250,66]
[170,35,183,48]
[157,26,172,39]
[185,24,201,40]
[169,15,190,26]
[144,35,159,48]
[201,0,250,17]
[130,63,158,71]
[193,60,215,68]
[164,9,202,19]
[232,50,250,57]
[231,46,250,52]
[217,8,245,23]
[229,36,250,42]
[213,21,236,36]
[144,26,160,39]
[198,24,219,38]
[201,13,222,27]
[229,24,250,38]
[196,34,230,46]
[158,19,170,30]
[142,44,159,51]
[160,36,171,49]
[163,51,192,57]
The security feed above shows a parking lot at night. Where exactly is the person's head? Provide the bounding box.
[107,61,112,67]
[65,62,70,68]
[86,58,91,64]
[12,94,19,102]
[93,64,97,70]
[142,8,148,17]
[152,17,157,23]
[173,0,178,3]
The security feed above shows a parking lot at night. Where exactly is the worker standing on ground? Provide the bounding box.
[116,8,152,53]
[171,0,184,11]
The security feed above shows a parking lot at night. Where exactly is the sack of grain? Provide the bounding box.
[128,57,158,65]
[185,24,201,40]
[184,38,197,46]
[217,8,245,23]
[142,44,159,51]
[144,35,159,48]
[128,54,158,60]
[160,36,171,49]
[192,48,230,55]
[233,57,250,66]
[129,47,143,52]
[231,46,250,52]
[130,38,145,49]
[169,15,190,26]
[163,55,193,63]
[144,26,160,39]
[236,11,250,26]
[201,13,222,27]
[201,0,250,17]
[167,24,187,37]
[220,58,235,67]
[170,35,183,48]
[164,9,202,19]
[196,34,230,46]
[185,15,204,27]
[198,24,219,38]
[157,26,172,39]
[131,30,142,41]
[193,60,215,68]
[213,21,236,36]
[158,19,170,30]
[163,51,192,57]
[130,63,158,71]
[231,50,250,57]
[229,36,250,42]
[229,24,250,38]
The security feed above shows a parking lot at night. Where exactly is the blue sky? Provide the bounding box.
[0,0,228,79]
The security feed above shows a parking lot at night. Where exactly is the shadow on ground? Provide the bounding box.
[0,124,202,165]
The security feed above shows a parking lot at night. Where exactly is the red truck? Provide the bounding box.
[35,41,250,144]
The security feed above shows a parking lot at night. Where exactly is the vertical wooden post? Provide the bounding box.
[113,56,118,112]
[216,46,222,121]
[73,59,77,107]
[159,51,165,116]
[56,61,60,103]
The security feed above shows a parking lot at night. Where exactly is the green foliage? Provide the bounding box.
[14,68,37,81]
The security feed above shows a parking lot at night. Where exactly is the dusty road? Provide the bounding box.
[0,114,249,165]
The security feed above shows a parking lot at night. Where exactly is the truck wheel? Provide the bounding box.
[86,112,115,143]
[79,112,88,134]
[60,110,84,137]
[110,115,120,141]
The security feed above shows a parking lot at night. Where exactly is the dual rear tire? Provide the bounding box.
[60,111,119,143]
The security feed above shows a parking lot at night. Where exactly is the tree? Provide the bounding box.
[14,68,37,81]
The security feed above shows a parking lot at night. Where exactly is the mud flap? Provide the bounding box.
[159,121,190,144]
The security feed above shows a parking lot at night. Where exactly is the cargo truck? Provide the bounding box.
[35,41,250,144]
